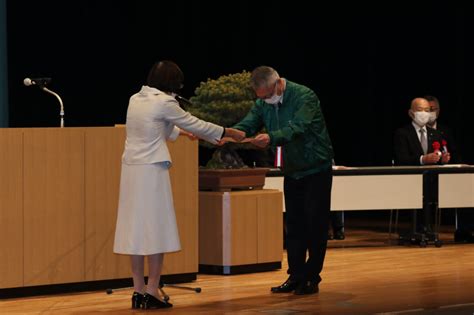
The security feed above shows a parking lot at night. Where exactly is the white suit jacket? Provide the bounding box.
[122,86,224,165]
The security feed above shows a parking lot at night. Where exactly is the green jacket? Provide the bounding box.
[233,80,334,179]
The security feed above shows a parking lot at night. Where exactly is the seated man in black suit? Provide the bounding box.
[425,95,474,243]
[393,97,450,237]
[425,95,460,163]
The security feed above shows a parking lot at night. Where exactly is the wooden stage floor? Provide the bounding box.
[2,221,474,314]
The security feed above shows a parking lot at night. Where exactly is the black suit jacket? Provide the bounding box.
[393,124,444,166]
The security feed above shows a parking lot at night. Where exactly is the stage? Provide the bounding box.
[2,222,473,315]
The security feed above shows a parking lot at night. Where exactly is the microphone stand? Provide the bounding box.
[41,86,64,127]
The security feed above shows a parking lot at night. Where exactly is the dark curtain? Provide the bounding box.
[6,1,474,165]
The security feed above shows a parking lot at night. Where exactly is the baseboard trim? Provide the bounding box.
[0,273,197,299]
[199,262,281,275]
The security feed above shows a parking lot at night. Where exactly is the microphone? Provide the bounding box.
[175,94,193,110]
[23,77,65,127]
[23,77,52,87]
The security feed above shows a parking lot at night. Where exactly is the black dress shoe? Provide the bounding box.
[142,293,173,309]
[131,292,144,309]
[271,278,299,293]
[294,280,319,295]
[333,229,345,240]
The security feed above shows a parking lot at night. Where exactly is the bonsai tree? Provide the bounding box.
[188,71,270,169]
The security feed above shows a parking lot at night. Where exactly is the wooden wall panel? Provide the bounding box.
[0,127,199,289]
[163,137,199,275]
[199,193,224,265]
[228,193,258,265]
[23,128,85,286]
[84,127,129,281]
[257,191,283,263]
[0,129,24,288]
[199,190,283,267]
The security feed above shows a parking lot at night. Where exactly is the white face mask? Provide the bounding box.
[428,112,437,123]
[413,111,431,127]
[264,93,282,105]
[264,83,283,105]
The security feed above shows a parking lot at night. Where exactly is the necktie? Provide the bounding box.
[420,128,428,154]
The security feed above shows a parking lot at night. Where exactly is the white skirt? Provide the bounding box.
[113,162,181,255]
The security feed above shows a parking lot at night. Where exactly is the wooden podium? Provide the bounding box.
[0,127,198,291]
[198,189,283,275]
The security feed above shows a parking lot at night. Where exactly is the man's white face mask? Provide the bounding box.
[413,111,431,127]
[264,93,282,105]
[264,82,283,105]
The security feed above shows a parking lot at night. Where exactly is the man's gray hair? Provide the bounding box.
[250,66,280,89]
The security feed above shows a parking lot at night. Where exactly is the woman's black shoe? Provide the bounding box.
[142,293,173,309]
[131,292,144,309]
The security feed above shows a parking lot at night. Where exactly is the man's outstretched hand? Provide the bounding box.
[250,133,270,148]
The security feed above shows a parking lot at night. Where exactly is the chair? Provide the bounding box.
[390,207,442,248]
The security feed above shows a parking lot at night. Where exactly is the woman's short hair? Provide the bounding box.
[147,60,184,93]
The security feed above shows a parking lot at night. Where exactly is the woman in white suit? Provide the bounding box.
[113,60,245,309]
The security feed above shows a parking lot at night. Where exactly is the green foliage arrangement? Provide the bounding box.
[187,71,259,168]
[188,71,255,128]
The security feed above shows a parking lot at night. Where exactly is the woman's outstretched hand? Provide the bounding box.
[224,128,246,142]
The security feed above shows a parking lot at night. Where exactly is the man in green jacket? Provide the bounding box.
[233,66,334,295]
